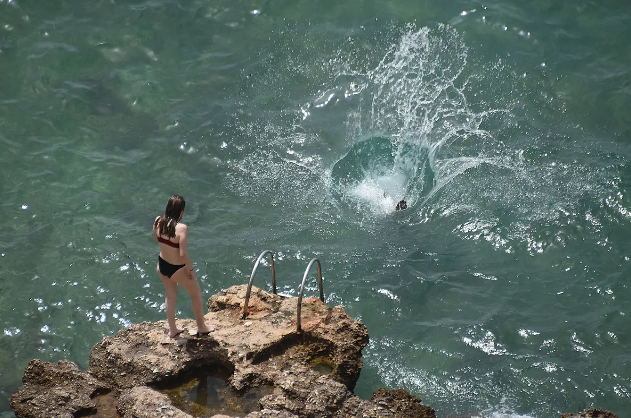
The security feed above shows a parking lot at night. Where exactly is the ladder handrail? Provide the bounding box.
[242,250,276,319]
[296,258,324,332]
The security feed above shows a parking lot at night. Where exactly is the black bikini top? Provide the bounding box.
[157,236,179,248]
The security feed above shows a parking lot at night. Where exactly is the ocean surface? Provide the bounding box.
[1,1,631,417]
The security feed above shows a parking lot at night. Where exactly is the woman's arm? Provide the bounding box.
[178,224,195,276]
[153,216,161,241]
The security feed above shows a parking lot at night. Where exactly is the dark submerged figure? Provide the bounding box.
[153,195,214,337]
[396,200,408,211]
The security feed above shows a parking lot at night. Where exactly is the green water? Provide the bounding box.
[1,1,631,417]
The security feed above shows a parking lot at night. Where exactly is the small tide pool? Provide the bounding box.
[158,371,274,417]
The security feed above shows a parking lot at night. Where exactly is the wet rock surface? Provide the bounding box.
[10,285,619,418]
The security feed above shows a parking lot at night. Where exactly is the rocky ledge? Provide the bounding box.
[10,285,619,418]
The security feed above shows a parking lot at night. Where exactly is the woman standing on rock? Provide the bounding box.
[153,195,214,338]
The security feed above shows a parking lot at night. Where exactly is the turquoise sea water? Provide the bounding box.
[1,1,631,417]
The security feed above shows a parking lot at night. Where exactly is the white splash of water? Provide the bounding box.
[327,23,508,215]
[348,169,407,215]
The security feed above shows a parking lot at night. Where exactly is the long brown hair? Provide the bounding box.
[154,195,185,238]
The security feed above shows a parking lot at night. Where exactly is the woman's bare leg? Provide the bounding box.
[171,267,214,333]
[157,264,184,337]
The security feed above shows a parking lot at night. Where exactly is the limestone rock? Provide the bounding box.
[245,410,299,418]
[88,320,229,390]
[10,284,617,418]
[118,386,191,418]
[561,409,619,418]
[10,359,109,418]
[371,388,436,418]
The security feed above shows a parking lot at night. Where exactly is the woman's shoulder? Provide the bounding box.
[174,223,188,240]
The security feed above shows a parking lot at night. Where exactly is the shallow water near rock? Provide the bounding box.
[158,371,274,418]
[310,357,335,376]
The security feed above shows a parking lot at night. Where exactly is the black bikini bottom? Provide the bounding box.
[158,256,186,279]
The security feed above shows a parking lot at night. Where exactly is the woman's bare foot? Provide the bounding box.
[169,328,185,338]
[193,325,216,336]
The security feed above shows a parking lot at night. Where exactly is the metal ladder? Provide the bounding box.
[242,250,324,333]
[296,257,324,333]
[242,250,276,319]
